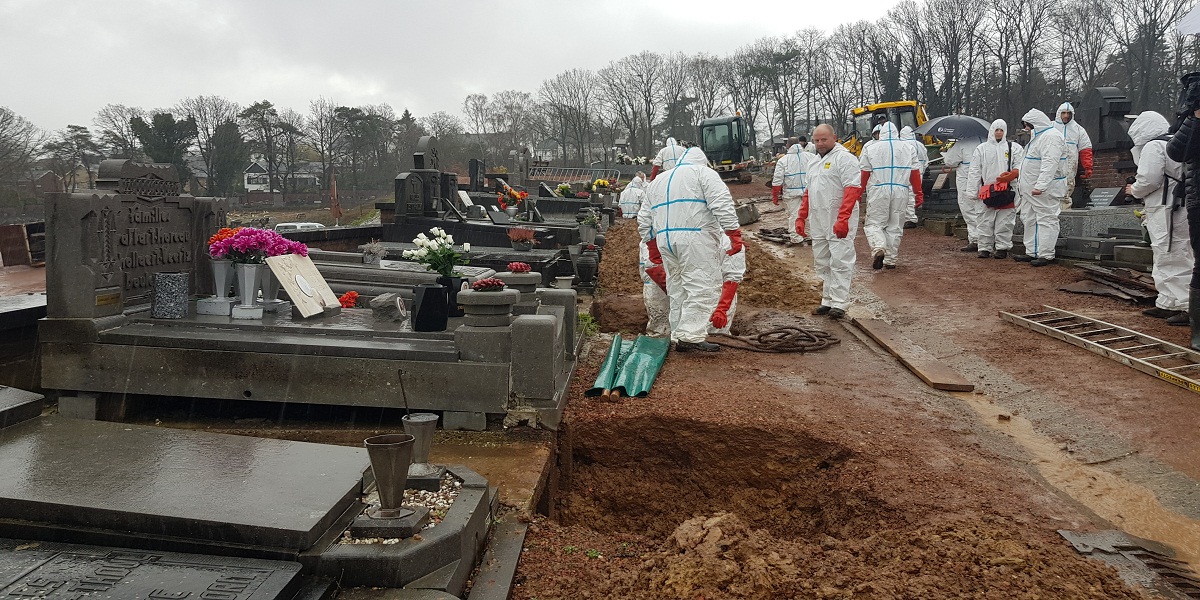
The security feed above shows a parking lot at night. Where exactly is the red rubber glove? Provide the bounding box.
[795,191,809,237]
[649,165,661,181]
[860,170,872,190]
[771,186,782,205]
[1079,148,1093,178]
[978,185,989,200]
[725,229,743,256]
[833,186,863,239]
[710,280,739,329]
[997,169,1019,184]
[910,170,924,208]
[646,238,663,264]
[645,265,667,293]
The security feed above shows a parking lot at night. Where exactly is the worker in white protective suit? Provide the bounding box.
[1014,108,1068,266]
[1127,111,1191,325]
[900,126,928,228]
[771,142,816,245]
[942,136,983,252]
[860,122,923,270]
[796,135,818,155]
[796,124,863,318]
[649,137,684,181]
[636,177,671,337]
[708,234,746,335]
[1054,102,1094,209]
[618,172,647,219]
[967,120,1023,259]
[639,147,744,351]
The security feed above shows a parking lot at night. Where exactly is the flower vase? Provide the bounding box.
[575,252,598,286]
[259,267,285,312]
[505,206,519,217]
[579,225,597,245]
[411,283,449,332]
[232,263,264,319]
[437,275,466,318]
[211,259,234,299]
[511,241,533,252]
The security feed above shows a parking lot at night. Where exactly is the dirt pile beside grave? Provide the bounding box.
[594,221,642,297]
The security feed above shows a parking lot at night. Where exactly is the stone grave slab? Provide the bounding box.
[0,416,370,553]
[0,386,43,429]
[0,538,306,599]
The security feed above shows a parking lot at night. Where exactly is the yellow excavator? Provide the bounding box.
[842,100,931,156]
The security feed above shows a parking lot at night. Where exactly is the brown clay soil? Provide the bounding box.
[509,179,1200,598]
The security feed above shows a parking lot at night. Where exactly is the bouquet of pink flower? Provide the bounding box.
[209,227,308,264]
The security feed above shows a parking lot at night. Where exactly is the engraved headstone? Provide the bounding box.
[0,539,304,600]
[45,159,226,319]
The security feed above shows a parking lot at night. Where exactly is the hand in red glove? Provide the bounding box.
[710,280,739,329]
[771,185,782,205]
[978,185,990,200]
[1079,148,1094,179]
[833,186,862,239]
[997,169,1019,184]
[646,238,663,264]
[795,191,809,237]
[860,170,872,190]
[725,229,743,256]
[649,164,661,181]
[645,265,667,293]
[910,169,924,208]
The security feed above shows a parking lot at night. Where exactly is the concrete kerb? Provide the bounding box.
[316,466,495,594]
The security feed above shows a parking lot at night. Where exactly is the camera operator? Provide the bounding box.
[1166,73,1200,349]
[1127,112,1190,326]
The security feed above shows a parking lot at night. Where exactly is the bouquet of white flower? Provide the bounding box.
[401,227,470,277]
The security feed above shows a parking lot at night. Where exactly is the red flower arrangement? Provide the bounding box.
[338,290,359,308]
[507,262,531,273]
[574,191,591,199]
[497,188,529,210]
[207,227,241,247]
[471,278,507,292]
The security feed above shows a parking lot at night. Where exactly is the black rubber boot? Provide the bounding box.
[1192,288,1200,350]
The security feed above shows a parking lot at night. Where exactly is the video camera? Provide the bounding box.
[1178,72,1200,120]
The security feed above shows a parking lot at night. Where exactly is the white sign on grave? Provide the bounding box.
[265,254,341,318]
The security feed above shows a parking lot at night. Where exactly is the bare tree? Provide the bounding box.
[1108,0,1191,112]
[0,106,44,186]
[44,125,102,191]
[539,69,597,165]
[92,104,145,160]
[686,54,730,121]
[306,96,345,193]
[175,95,240,192]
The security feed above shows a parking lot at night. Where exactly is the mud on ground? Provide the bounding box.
[514,189,1153,599]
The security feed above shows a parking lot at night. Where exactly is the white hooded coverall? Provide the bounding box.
[1017,108,1068,260]
[772,143,815,243]
[1129,111,1191,312]
[900,126,928,224]
[640,147,741,343]
[1054,102,1094,205]
[942,137,983,246]
[637,187,671,337]
[619,175,647,219]
[968,120,1024,253]
[803,144,863,310]
[652,137,685,174]
[860,123,920,266]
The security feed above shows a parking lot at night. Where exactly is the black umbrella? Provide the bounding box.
[914,115,992,141]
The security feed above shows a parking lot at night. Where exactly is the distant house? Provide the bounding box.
[27,171,63,195]
[243,160,323,192]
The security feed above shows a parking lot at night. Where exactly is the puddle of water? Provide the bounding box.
[953,391,1200,569]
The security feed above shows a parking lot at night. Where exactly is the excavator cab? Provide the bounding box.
[698,115,754,183]
[843,101,928,156]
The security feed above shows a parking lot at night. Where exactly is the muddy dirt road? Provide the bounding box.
[513,195,1200,598]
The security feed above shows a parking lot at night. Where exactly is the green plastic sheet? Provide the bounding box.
[585,335,670,398]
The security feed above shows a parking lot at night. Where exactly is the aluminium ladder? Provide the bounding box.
[1000,305,1200,395]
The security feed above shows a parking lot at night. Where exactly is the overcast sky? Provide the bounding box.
[1,0,902,132]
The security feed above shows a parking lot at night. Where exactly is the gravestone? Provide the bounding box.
[0,539,306,600]
[44,159,227,320]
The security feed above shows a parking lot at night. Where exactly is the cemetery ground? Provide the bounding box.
[509,196,1200,598]
[6,183,1200,598]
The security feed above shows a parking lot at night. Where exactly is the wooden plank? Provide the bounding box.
[851,317,974,392]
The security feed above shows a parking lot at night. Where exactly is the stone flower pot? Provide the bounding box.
[456,288,520,327]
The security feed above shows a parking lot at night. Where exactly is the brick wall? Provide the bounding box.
[1091,148,1136,188]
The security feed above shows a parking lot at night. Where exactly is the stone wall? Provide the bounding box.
[1091,147,1137,188]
